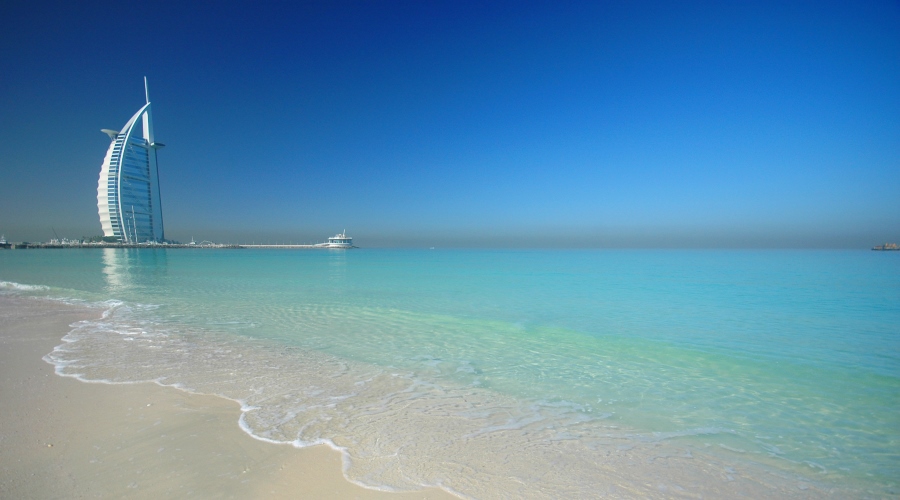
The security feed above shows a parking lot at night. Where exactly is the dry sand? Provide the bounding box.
[0,296,456,499]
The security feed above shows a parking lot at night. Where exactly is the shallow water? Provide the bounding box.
[2,248,898,497]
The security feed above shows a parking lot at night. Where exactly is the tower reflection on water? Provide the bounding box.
[101,248,168,294]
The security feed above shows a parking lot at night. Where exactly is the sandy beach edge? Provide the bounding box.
[0,295,457,499]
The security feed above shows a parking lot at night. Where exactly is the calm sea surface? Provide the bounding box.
[2,248,897,497]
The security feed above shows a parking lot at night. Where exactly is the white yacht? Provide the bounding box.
[323,231,353,248]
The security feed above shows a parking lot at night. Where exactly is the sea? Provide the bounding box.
[1,248,897,498]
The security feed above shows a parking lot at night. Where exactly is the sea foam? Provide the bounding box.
[38,295,841,499]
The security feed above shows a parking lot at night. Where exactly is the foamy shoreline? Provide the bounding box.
[0,283,861,499]
[0,295,455,499]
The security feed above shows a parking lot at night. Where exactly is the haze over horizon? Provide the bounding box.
[1,1,898,248]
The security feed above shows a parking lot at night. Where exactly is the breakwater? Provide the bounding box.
[1,243,352,250]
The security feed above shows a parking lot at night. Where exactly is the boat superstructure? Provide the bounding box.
[323,231,353,248]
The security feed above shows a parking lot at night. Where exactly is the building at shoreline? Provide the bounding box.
[97,78,165,242]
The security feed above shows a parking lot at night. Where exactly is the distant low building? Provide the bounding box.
[97,78,165,243]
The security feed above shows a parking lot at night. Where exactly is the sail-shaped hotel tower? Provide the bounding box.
[97,78,165,243]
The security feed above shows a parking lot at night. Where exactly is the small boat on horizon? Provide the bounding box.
[318,231,354,249]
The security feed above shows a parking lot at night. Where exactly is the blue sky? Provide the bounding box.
[1,0,898,247]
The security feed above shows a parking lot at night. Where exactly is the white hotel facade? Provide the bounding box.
[97,78,165,243]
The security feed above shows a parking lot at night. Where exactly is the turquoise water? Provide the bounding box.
[2,248,898,497]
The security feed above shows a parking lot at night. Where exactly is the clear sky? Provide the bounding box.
[1,0,898,247]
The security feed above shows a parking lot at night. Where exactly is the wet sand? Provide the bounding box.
[1,294,849,499]
[0,296,456,499]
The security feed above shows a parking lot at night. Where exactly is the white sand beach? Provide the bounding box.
[0,296,455,499]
